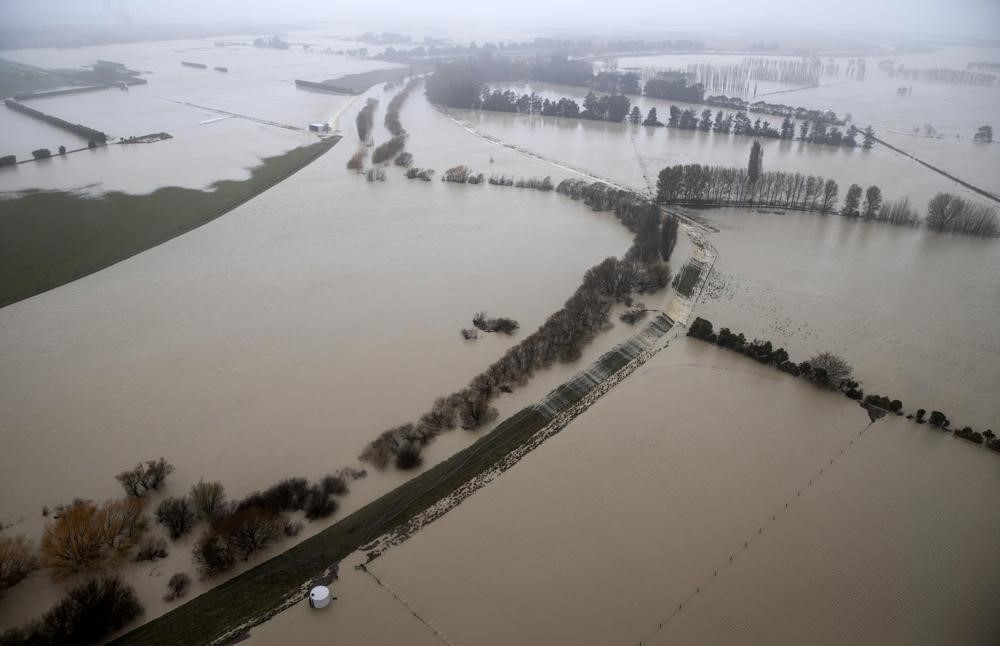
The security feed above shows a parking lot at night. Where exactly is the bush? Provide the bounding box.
[394,442,423,470]
[133,536,168,562]
[0,575,143,645]
[189,480,226,521]
[395,152,413,167]
[915,408,926,423]
[806,352,852,388]
[40,498,146,577]
[928,410,948,427]
[346,149,365,171]
[0,535,37,595]
[319,474,348,496]
[237,478,311,514]
[58,145,66,155]
[163,573,190,602]
[115,458,174,497]
[472,312,520,335]
[405,167,435,181]
[955,427,984,444]
[371,135,406,164]
[303,487,338,520]
[31,148,51,160]
[687,317,714,340]
[155,497,196,540]
[193,507,285,577]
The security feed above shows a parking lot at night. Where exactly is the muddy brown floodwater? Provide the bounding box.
[0,82,641,631]
[249,338,999,645]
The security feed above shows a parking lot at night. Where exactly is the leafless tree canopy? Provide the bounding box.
[0,534,37,594]
[807,351,853,387]
[925,193,999,237]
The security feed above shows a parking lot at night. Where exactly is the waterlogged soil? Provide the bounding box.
[281,339,1000,646]
[697,207,1000,428]
[0,83,644,631]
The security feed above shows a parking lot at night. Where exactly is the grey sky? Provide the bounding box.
[1,0,999,39]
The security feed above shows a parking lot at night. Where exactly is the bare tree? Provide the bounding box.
[0,534,37,594]
[807,352,853,387]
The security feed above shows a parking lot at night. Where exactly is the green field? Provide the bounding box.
[0,137,338,307]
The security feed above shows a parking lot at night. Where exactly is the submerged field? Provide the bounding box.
[258,338,999,645]
[1,32,998,645]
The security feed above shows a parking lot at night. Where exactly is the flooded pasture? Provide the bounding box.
[259,338,1000,645]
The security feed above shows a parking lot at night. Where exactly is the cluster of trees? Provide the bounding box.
[361,182,678,470]
[379,38,703,63]
[405,167,435,181]
[39,497,148,578]
[973,125,993,143]
[442,165,485,184]
[365,167,386,182]
[372,136,405,164]
[688,317,997,451]
[705,95,844,126]
[925,193,999,237]
[4,99,108,143]
[487,174,554,190]
[656,163,842,214]
[0,155,15,167]
[636,104,865,148]
[0,535,36,596]
[355,98,378,141]
[888,66,996,86]
[476,87,631,123]
[0,575,142,645]
[643,72,705,103]
[191,471,358,577]
[591,71,640,95]
[472,312,520,335]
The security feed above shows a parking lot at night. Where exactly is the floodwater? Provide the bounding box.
[478,80,1000,206]
[0,33,402,194]
[698,207,1000,428]
[261,338,1000,645]
[0,82,642,630]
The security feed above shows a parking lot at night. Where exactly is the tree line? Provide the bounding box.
[637,104,870,148]
[474,87,631,123]
[360,181,679,470]
[687,317,998,452]
[655,161,998,236]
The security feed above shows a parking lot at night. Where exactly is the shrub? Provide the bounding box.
[193,507,285,577]
[371,135,406,164]
[405,167,435,181]
[115,458,174,497]
[155,497,196,540]
[346,150,365,171]
[319,474,348,496]
[0,535,37,595]
[806,352,852,388]
[395,152,413,167]
[461,327,478,340]
[189,480,226,521]
[163,573,190,602]
[0,575,143,645]
[303,487,338,520]
[40,498,147,577]
[915,408,926,423]
[955,427,984,444]
[394,442,423,470]
[133,537,168,562]
[687,317,714,340]
[365,167,386,182]
[58,145,66,155]
[237,478,311,514]
[31,148,51,160]
[472,312,520,335]
[928,411,948,427]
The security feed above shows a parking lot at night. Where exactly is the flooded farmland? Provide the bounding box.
[255,339,1000,645]
[1,12,999,646]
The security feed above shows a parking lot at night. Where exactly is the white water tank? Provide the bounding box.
[309,586,331,609]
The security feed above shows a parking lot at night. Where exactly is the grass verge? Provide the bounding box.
[0,136,339,308]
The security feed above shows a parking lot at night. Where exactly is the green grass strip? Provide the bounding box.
[0,136,339,307]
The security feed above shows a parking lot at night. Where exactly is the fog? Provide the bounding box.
[1,0,999,40]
